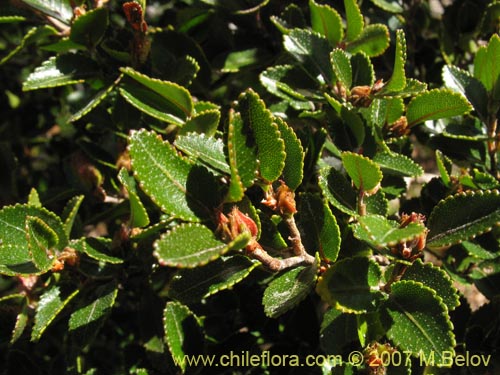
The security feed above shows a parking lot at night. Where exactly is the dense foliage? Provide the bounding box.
[1,0,499,374]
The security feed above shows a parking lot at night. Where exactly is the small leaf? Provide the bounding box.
[297,193,341,262]
[351,52,375,86]
[353,214,426,248]
[406,89,472,127]
[260,65,316,110]
[61,195,84,238]
[237,89,286,183]
[72,237,124,264]
[263,260,318,318]
[31,286,79,341]
[331,49,352,89]
[175,133,230,175]
[381,280,456,363]
[370,98,404,127]
[68,282,118,336]
[316,257,385,313]
[442,65,488,122]
[346,24,390,57]
[369,0,403,13]
[320,308,359,354]
[226,110,258,202]
[27,188,41,207]
[474,34,500,96]
[164,302,203,373]
[383,29,407,93]
[309,0,343,45]
[129,129,210,221]
[427,190,500,247]
[341,152,383,192]
[220,48,268,73]
[70,7,108,47]
[344,0,364,42]
[461,241,498,260]
[435,150,452,187]
[23,54,98,91]
[154,223,250,268]
[373,152,423,177]
[118,168,150,228]
[318,167,357,216]
[179,109,220,137]
[275,117,304,190]
[0,205,67,276]
[401,259,459,311]
[70,81,118,122]
[167,255,259,304]
[20,0,73,24]
[284,28,333,83]
[365,191,389,216]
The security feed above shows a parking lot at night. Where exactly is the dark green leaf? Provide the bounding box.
[263,260,318,318]
[406,89,472,127]
[435,150,452,187]
[32,286,79,341]
[427,190,500,247]
[316,257,385,313]
[381,280,456,363]
[309,0,343,45]
[237,89,285,183]
[70,7,108,47]
[179,109,220,137]
[365,191,389,216]
[220,48,268,73]
[341,152,383,192]
[297,193,341,262]
[346,24,390,57]
[320,308,359,354]
[72,237,124,264]
[473,33,500,97]
[129,129,211,221]
[284,28,333,83]
[70,81,118,122]
[351,52,375,86]
[331,49,352,89]
[154,223,250,268]
[167,255,259,304]
[318,167,357,216]
[23,54,99,91]
[20,0,73,24]
[26,216,57,271]
[373,152,423,177]
[118,168,150,228]
[275,117,304,190]
[383,30,407,93]
[61,195,84,238]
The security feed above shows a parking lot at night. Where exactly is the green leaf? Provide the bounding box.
[154,223,250,268]
[70,7,108,47]
[72,237,124,264]
[461,241,498,260]
[0,25,58,66]
[353,214,426,248]
[369,0,403,13]
[20,0,73,24]
[259,65,316,110]
[31,285,79,341]
[442,65,488,122]
[226,110,258,202]
[318,167,357,216]
[164,302,203,373]
[167,255,259,304]
[351,52,375,86]
[341,152,383,192]
[70,81,118,122]
[344,0,364,41]
[275,117,304,190]
[118,168,150,228]
[365,191,389,216]
[129,129,211,221]
[383,30,407,93]
[297,193,341,262]
[23,54,98,91]
[309,0,343,45]
[179,109,220,137]
[220,48,268,73]
[373,152,423,177]
[61,195,84,238]
[381,280,456,363]
[284,28,333,83]
[401,259,459,311]
[174,133,230,175]
[427,190,500,247]
[28,188,41,207]
[68,282,118,333]
[26,216,57,271]
[406,89,472,127]
[0,205,67,276]
[237,89,286,183]
[331,49,352,89]
[316,257,385,313]
[435,150,452,187]
[370,98,404,127]
[263,260,318,318]
[320,308,359,354]
[474,34,500,97]
[346,24,390,57]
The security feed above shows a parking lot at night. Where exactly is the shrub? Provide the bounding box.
[0,1,499,374]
